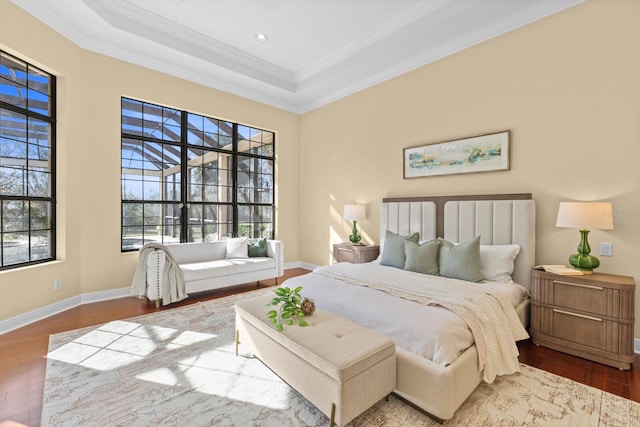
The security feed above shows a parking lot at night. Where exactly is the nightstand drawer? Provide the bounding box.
[333,243,380,264]
[551,308,608,350]
[552,279,610,316]
[336,247,355,263]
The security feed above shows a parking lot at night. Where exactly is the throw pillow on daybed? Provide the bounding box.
[226,237,249,258]
[438,236,483,282]
[248,238,268,257]
[404,239,441,275]
[380,230,420,269]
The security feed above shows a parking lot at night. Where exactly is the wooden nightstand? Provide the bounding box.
[530,268,635,370]
[333,243,380,264]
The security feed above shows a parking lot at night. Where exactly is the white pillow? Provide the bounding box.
[226,237,248,258]
[479,244,520,282]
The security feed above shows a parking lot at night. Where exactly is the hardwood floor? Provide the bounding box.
[1,267,638,426]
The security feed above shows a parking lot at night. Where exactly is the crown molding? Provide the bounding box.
[10,0,587,114]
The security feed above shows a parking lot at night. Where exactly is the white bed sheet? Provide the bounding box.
[290,262,528,367]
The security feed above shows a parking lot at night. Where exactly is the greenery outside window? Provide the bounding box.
[0,50,56,270]
[121,98,275,251]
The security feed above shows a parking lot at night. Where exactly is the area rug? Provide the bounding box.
[42,288,640,426]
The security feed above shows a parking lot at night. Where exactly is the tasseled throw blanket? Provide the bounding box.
[314,262,528,383]
[130,243,188,306]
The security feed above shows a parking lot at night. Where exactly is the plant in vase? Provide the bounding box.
[266,286,315,331]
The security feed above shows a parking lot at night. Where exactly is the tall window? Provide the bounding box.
[120,98,275,251]
[0,50,56,270]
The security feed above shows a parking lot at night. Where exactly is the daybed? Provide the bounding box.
[138,239,284,307]
[281,193,535,422]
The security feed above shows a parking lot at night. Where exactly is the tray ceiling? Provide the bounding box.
[10,0,585,113]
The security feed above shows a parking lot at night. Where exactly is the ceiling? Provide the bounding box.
[11,0,585,113]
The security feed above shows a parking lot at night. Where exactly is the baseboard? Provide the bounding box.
[0,265,314,336]
[0,287,131,335]
[284,261,317,271]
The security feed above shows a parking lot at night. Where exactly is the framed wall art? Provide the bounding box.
[403,130,510,179]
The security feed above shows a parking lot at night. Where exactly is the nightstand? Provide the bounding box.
[333,243,380,264]
[530,268,635,370]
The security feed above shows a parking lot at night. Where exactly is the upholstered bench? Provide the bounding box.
[235,294,396,427]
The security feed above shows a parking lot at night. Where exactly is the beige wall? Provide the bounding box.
[299,0,640,336]
[2,0,640,340]
[0,0,300,321]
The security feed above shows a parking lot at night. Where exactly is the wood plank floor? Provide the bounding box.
[1,267,638,426]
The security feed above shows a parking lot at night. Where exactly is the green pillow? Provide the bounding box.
[404,239,441,275]
[380,230,420,269]
[438,236,483,282]
[248,238,268,257]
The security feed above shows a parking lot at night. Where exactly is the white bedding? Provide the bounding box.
[288,262,529,381]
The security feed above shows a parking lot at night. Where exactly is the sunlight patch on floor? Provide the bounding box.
[46,320,217,371]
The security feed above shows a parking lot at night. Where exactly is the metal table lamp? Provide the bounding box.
[555,201,614,273]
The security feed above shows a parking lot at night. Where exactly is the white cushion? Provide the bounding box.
[479,244,520,282]
[180,257,275,282]
[226,237,249,258]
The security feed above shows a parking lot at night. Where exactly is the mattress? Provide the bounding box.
[289,262,528,367]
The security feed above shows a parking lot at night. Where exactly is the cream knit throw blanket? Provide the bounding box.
[314,262,528,383]
[130,243,188,306]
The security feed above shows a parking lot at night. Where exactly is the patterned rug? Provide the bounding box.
[42,288,639,426]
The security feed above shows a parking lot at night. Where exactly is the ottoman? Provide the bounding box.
[235,294,396,427]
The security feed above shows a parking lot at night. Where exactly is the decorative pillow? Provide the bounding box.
[248,238,268,257]
[438,236,483,282]
[380,230,419,269]
[226,237,248,258]
[404,239,441,275]
[480,244,520,282]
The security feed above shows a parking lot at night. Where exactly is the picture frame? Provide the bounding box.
[403,130,510,179]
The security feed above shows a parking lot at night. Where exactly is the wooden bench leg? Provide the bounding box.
[329,403,336,427]
[155,299,160,309]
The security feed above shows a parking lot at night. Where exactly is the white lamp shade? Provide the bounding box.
[556,202,614,230]
[343,204,366,221]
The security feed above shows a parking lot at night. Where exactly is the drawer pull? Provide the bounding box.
[553,280,603,291]
[553,308,602,322]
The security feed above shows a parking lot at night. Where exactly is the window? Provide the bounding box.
[0,50,56,270]
[121,98,275,251]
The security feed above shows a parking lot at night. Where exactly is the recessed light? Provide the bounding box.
[255,33,268,42]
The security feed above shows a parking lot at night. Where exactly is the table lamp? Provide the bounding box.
[555,202,614,273]
[343,204,366,244]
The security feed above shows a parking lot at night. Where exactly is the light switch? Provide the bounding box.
[599,242,613,257]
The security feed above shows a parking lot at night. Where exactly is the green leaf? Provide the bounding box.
[298,320,309,327]
[281,311,291,319]
[270,318,277,324]
[276,323,283,332]
[267,310,277,318]
[287,320,294,325]
[274,287,288,296]
[294,286,303,294]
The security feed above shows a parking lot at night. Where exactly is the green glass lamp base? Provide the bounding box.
[568,229,599,273]
[568,253,599,273]
[348,220,361,244]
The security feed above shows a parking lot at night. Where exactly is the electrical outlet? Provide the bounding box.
[599,242,613,257]
[54,279,62,290]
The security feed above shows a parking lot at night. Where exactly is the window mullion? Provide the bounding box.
[180,110,189,242]
[232,123,239,237]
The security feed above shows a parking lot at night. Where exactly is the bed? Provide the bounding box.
[284,193,536,422]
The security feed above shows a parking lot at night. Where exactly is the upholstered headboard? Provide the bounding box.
[380,194,536,289]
